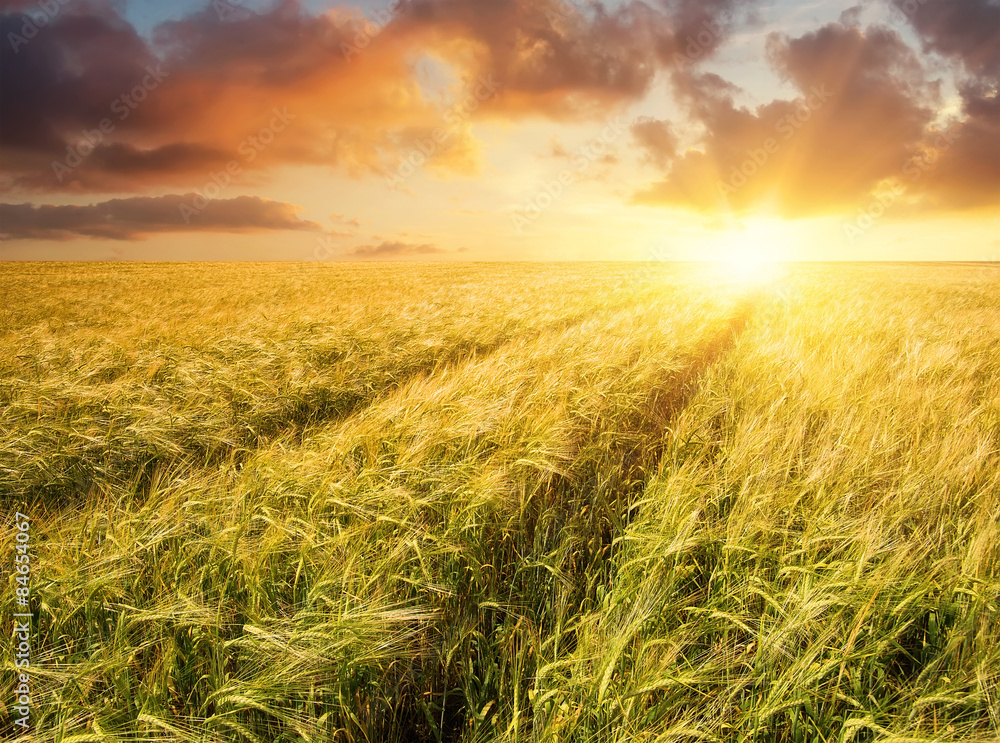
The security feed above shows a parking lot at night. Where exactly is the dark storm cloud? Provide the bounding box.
[0,195,321,240]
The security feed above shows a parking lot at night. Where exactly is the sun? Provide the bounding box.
[721,249,784,284]
[711,219,785,284]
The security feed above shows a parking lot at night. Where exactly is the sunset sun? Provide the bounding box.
[710,220,786,283]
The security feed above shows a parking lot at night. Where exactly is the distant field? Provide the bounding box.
[2,262,999,742]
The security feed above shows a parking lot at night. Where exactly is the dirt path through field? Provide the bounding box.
[518,286,766,598]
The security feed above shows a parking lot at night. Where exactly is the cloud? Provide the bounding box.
[839,5,864,28]
[346,241,447,259]
[631,117,679,167]
[0,0,759,196]
[635,23,940,217]
[651,0,755,65]
[330,213,361,228]
[888,0,1000,209]
[0,1,461,192]
[891,0,1000,78]
[0,194,321,240]
[388,0,674,118]
[392,0,763,118]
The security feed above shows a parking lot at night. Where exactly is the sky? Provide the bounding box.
[0,0,998,261]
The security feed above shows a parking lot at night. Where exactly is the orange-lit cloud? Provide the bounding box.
[634,23,940,217]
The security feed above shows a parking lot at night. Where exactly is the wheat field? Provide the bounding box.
[2,262,999,742]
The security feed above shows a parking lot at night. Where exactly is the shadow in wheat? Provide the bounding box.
[3,287,670,504]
